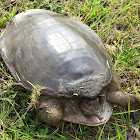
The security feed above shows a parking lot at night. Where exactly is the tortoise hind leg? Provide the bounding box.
[106,73,140,110]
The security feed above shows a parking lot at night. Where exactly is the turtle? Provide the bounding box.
[0,9,140,126]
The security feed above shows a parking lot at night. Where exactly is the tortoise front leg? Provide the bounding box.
[106,73,140,110]
[107,90,140,109]
[36,96,64,126]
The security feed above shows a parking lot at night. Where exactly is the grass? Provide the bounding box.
[0,0,140,139]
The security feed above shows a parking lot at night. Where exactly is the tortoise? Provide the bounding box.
[0,9,140,126]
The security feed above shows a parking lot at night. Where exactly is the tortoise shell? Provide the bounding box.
[0,9,113,98]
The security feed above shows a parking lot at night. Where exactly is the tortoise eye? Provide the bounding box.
[74,72,84,79]
[39,107,45,112]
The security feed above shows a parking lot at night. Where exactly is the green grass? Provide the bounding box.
[0,0,140,139]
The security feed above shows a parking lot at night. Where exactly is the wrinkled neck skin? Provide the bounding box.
[36,91,113,126]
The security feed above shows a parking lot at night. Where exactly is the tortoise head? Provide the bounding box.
[36,73,140,126]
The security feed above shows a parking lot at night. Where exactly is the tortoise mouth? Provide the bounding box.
[63,96,113,126]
